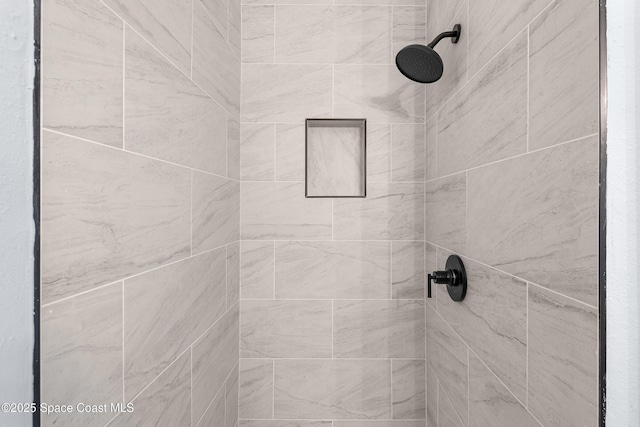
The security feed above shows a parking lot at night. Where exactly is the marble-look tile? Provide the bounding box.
[228,115,241,180]
[240,241,275,299]
[193,0,241,117]
[228,0,242,59]
[425,116,436,180]
[528,285,598,427]
[306,125,365,197]
[276,123,305,182]
[333,300,425,359]
[227,242,241,307]
[275,6,392,64]
[274,359,392,419]
[102,0,191,74]
[392,6,426,59]
[110,350,191,427]
[367,124,392,183]
[242,5,275,63]
[226,364,239,427]
[42,0,122,147]
[192,304,240,424]
[426,362,437,427]
[124,249,227,400]
[241,300,332,358]
[241,123,275,181]
[334,423,426,427]
[242,64,332,122]
[334,0,423,6]
[436,250,527,402]
[438,384,464,427]
[196,385,225,427]
[392,241,425,299]
[192,172,240,254]
[437,30,527,176]
[334,65,425,123]
[241,182,332,240]
[239,359,273,419]
[425,242,437,301]
[467,136,599,305]
[437,0,466,31]
[391,124,426,182]
[42,131,190,304]
[41,284,122,427]
[392,360,425,419]
[468,0,549,74]
[333,183,424,240]
[240,422,330,427]
[425,172,466,253]
[469,352,539,427]
[125,29,226,175]
[275,241,390,299]
[201,0,227,39]
[426,303,468,425]
[529,0,599,149]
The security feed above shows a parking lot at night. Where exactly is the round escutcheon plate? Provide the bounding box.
[445,255,467,302]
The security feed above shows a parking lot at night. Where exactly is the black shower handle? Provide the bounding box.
[427,255,468,302]
[427,270,459,298]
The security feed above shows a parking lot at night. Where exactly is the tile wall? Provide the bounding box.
[40,0,240,425]
[424,0,600,426]
[239,0,428,425]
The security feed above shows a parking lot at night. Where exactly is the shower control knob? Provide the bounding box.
[427,255,467,302]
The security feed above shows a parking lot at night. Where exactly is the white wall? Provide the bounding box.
[0,0,35,426]
[607,0,640,425]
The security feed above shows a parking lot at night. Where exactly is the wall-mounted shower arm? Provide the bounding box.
[427,24,462,48]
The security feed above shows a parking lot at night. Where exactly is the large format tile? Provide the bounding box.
[193,0,241,117]
[469,352,539,427]
[227,242,241,307]
[241,241,275,299]
[275,241,390,299]
[228,0,242,59]
[392,6,426,59]
[333,183,424,240]
[192,172,240,254]
[467,136,599,305]
[110,350,191,427]
[437,30,527,176]
[437,250,527,402]
[201,0,227,38]
[333,300,425,358]
[125,30,227,174]
[275,6,391,64]
[123,249,227,400]
[529,0,599,149]
[241,300,332,358]
[274,359,392,419]
[228,115,241,180]
[276,123,305,182]
[226,364,239,427]
[239,359,273,419]
[241,182,332,240]
[391,241,425,299]
[426,362,437,427]
[242,64,332,122]
[425,172,466,253]
[241,123,275,181]
[468,0,549,74]
[391,124,426,182]
[192,304,240,423]
[196,385,225,427]
[42,0,122,147]
[392,360,425,419]
[425,116,436,180]
[42,131,190,303]
[528,285,598,427]
[334,65,425,123]
[102,0,191,74]
[425,303,468,425]
[438,384,464,427]
[41,284,122,427]
[242,5,274,63]
[367,124,392,183]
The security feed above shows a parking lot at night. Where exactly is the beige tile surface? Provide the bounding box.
[425,116,436,180]
[241,123,276,181]
[392,360,426,419]
[426,362,437,427]
[425,172,466,253]
[228,0,242,58]
[392,6,426,59]
[241,241,275,299]
[391,124,426,182]
[240,422,331,427]
[438,384,464,427]
[242,5,275,63]
[42,0,123,147]
[334,423,426,427]
[228,115,241,180]
[196,385,225,427]
[226,364,239,427]
[200,0,228,39]
[367,124,392,183]
[276,123,306,182]
[42,131,190,304]
[227,242,241,307]
[391,241,425,299]
[239,359,273,419]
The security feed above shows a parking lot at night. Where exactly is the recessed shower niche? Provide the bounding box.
[305,118,366,198]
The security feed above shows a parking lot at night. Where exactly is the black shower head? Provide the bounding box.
[395,24,461,84]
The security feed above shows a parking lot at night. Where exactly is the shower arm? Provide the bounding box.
[427,24,462,48]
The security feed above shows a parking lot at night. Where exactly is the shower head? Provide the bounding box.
[395,24,461,84]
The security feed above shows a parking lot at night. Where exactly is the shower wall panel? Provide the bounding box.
[239,2,428,425]
[40,0,241,425]
[424,0,600,426]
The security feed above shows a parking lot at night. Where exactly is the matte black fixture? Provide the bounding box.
[395,24,462,84]
[427,255,467,302]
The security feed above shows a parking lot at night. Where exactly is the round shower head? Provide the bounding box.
[395,45,444,84]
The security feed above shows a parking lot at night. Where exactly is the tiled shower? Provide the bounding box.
[39,0,600,426]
